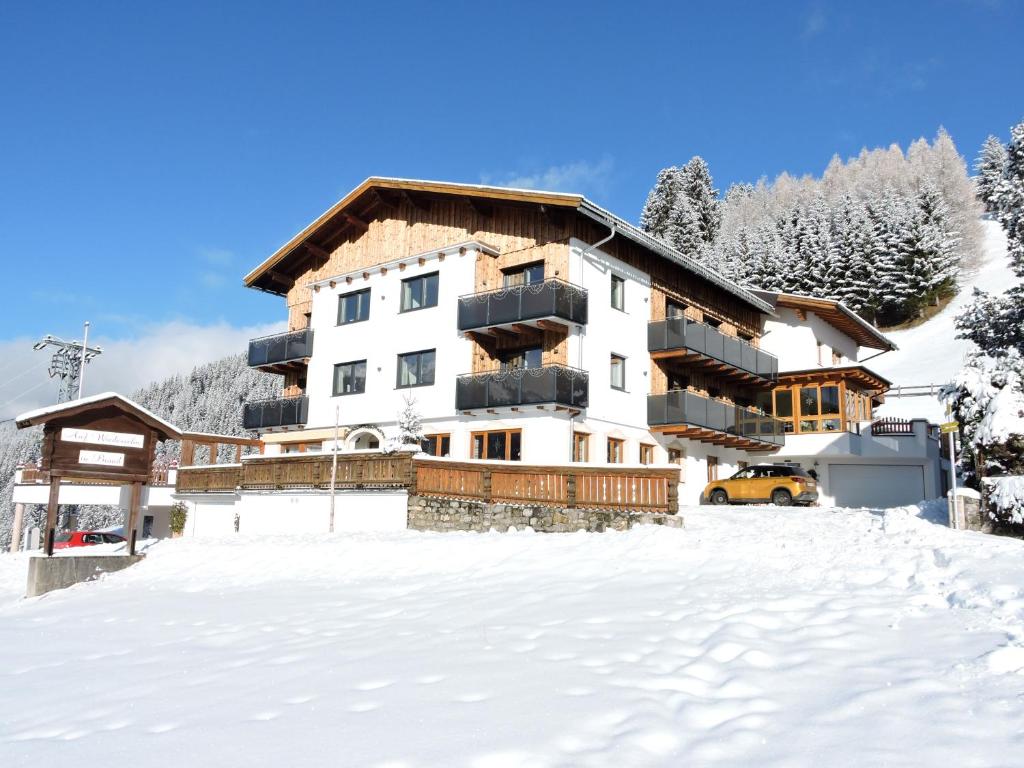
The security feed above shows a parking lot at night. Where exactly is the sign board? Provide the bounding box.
[78,449,126,467]
[61,427,145,449]
[940,421,959,434]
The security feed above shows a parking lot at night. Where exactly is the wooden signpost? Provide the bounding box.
[15,394,181,556]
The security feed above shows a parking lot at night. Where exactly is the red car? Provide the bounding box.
[53,531,126,549]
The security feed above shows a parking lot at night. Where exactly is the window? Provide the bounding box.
[283,441,322,454]
[471,429,521,461]
[668,448,686,481]
[610,274,625,311]
[607,437,624,464]
[666,299,687,318]
[503,262,544,287]
[333,360,367,395]
[337,288,371,325]
[832,348,842,366]
[501,346,542,370]
[401,272,439,312]
[774,383,845,433]
[573,432,589,462]
[707,455,719,482]
[397,349,436,388]
[421,433,451,457]
[639,443,655,465]
[610,354,626,390]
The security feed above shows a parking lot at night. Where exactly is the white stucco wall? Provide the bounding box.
[304,246,478,432]
[760,307,861,370]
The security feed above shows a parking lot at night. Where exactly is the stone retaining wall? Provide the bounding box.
[407,495,683,533]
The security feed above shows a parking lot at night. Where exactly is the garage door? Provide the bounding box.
[828,464,925,509]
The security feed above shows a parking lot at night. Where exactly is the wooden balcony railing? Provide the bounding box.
[870,417,915,436]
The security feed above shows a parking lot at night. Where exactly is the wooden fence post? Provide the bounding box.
[482,469,492,504]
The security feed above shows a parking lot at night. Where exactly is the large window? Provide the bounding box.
[774,383,844,433]
[502,262,544,287]
[337,288,370,325]
[333,360,367,396]
[573,432,589,462]
[611,274,625,311]
[610,354,626,390]
[607,437,624,464]
[397,349,436,388]
[421,433,451,457]
[471,429,521,461]
[401,272,439,312]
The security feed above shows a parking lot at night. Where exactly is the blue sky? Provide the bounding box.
[0,0,1021,347]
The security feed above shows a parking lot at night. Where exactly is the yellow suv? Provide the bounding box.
[702,464,818,506]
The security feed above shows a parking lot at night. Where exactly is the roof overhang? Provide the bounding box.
[751,289,895,351]
[777,365,892,392]
[244,177,775,316]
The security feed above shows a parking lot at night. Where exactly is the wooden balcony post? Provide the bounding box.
[181,439,195,466]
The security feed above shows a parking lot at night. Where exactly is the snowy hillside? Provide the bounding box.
[2,505,1024,766]
[874,217,1014,422]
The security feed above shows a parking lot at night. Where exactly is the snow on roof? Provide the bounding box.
[750,289,896,351]
[15,392,182,437]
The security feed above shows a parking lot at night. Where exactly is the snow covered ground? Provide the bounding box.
[2,507,1024,767]
[874,217,1014,422]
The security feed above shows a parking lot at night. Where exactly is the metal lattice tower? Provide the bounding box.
[33,327,104,403]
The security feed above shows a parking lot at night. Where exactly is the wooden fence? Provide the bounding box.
[176,453,680,514]
[177,453,415,493]
[18,464,174,487]
[413,460,679,514]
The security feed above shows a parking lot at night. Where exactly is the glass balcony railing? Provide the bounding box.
[647,390,785,447]
[457,279,588,331]
[248,329,314,369]
[648,317,778,380]
[242,396,309,431]
[456,365,589,410]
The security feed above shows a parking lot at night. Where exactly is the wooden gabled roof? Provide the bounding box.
[244,178,583,293]
[243,177,777,315]
[750,290,896,351]
[777,365,892,393]
[15,392,182,441]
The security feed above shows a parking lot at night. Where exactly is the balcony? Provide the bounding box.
[648,390,784,450]
[248,328,314,374]
[648,317,777,383]
[457,279,588,332]
[456,365,589,411]
[242,395,309,431]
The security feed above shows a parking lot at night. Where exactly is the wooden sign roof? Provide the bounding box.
[16,392,182,442]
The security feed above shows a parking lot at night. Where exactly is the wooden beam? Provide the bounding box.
[343,213,369,232]
[302,241,331,261]
[535,319,567,332]
[401,190,431,212]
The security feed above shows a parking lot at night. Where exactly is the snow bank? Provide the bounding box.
[1,505,1023,767]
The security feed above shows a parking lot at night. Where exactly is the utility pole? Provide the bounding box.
[329,404,339,533]
[33,322,103,403]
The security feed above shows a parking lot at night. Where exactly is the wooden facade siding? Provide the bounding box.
[285,199,571,331]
